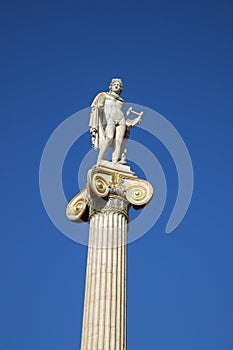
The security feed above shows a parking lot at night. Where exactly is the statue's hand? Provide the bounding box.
[90,127,97,135]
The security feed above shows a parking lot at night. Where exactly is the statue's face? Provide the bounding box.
[111,80,122,94]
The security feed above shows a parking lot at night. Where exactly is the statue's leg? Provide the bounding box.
[112,123,126,163]
[118,138,127,164]
[97,122,115,165]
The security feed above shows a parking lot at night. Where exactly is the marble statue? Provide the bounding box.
[89,78,143,165]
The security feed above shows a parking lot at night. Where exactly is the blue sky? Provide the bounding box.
[1,0,233,349]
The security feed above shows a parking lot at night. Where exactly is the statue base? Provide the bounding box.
[94,160,135,177]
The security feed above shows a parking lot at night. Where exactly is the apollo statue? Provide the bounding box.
[89,78,143,166]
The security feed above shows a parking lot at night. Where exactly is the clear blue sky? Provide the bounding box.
[1,0,233,349]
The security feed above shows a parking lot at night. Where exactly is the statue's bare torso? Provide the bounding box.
[104,94,125,124]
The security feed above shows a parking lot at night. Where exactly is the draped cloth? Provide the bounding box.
[89,92,108,151]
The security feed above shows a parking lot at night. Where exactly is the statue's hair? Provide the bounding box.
[109,78,123,93]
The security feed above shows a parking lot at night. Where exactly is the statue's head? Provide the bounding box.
[109,78,123,94]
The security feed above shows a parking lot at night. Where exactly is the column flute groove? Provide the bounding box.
[87,214,99,350]
[92,214,103,349]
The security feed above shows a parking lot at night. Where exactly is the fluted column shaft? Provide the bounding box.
[81,211,127,350]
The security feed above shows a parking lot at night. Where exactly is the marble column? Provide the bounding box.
[66,161,153,350]
[81,211,127,350]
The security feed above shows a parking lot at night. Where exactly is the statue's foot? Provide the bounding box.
[118,159,127,165]
[112,158,126,165]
